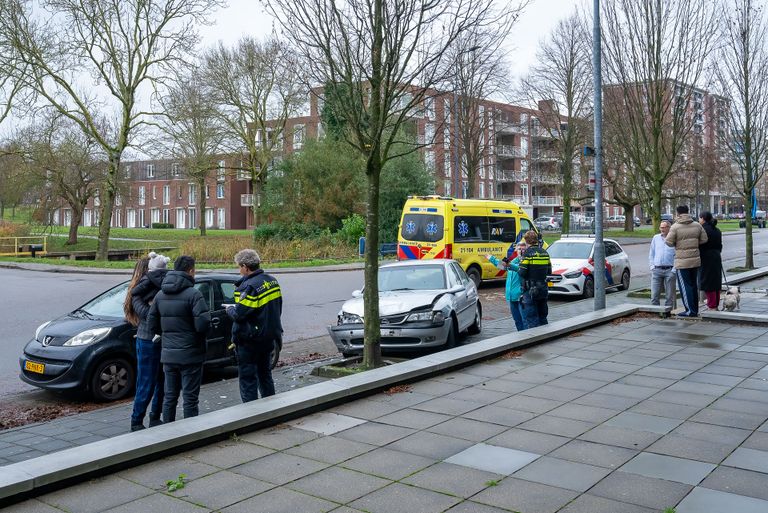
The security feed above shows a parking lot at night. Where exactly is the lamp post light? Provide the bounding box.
[592,0,606,310]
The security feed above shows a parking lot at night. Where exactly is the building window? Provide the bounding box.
[124,165,132,179]
[293,124,305,150]
[162,208,170,224]
[444,157,451,177]
[216,184,225,199]
[424,97,435,119]
[462,181,468,199]
[138,186,146,206]
[171,163,180,177]
[188,184,197,205]
[205,185,210,199]
[177,185,182,200]
[425,150,435,172]
[152,186,156,200]
[163,185,170,205]
[479,161,485,179]
[479,181,485,199]
[94,189,100,207]
[146,164,155,178]
[237,168,250,181]
[444,180,451,196]
[217,160,226,182]
[425,123,435,146]
[115,193,122,206]
[151,208,160,223]
[444,98,451,123]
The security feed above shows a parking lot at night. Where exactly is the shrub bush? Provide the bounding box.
[178,233,356,263]
[151,223,174,229]
[0,220,31,237]
[337,214,366,244]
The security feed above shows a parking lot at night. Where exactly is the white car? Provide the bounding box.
[328,260,482,356]
[546,236,631,298]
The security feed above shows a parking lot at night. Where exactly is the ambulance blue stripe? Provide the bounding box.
[427,208,438,212]
[401,245,417,259]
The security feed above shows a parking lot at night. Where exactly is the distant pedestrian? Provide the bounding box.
[648,220,676,310]
[486,239,528,331]
[665,206,708,317]
[226,249,283,402]
[698,212,723,311]
[125,252,170,431]
[518,230,552,328]
[147,255,211,422]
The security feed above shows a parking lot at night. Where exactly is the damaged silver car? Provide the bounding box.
[329,260,482,356]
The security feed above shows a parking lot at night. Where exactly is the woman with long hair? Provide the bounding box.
[698,212,723,311]
[125,252,169,431]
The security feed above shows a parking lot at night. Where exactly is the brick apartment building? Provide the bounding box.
[50,156,255,230]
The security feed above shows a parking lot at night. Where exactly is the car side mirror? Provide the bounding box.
[352,289,362,298]
[448,285,465,294]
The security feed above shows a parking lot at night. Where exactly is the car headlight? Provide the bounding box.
[338,312,363,325]
[35,321,51,341]
[563,270,582,279]
[406,311,445,324]
[63,327,111,346]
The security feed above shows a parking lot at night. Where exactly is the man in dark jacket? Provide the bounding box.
[518,230,552,329]
[226,249,283,402]
[147,255,210,422]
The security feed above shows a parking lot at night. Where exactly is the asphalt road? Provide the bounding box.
[2,228,767,399]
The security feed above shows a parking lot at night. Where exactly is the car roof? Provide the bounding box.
[196,272,239,281]
[551,237,622,245]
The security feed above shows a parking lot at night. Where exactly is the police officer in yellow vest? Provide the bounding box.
[518,231,552,328]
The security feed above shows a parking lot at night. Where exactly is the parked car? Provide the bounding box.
[546,236,632,298]
[329,260,481,357]
[534,216,561,231]
[19,274,282,401]
[644,213,674,225]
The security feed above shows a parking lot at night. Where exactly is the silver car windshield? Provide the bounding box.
[547,242,592,259]
[379,265,446,291]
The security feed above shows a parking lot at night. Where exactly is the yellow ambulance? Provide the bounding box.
[397,196,542,286]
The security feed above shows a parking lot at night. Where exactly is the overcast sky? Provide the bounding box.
[198,0,585,80]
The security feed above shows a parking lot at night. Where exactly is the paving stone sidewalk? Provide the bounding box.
[7,315,768,513]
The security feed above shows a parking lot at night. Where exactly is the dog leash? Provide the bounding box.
[721,265,729,289]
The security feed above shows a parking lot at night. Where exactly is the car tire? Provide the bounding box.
[468,302,482,334]
[90,357,135,402]
[582,276,595,299]
[466,267,481,289]
[619,269,631,291]
[444,318,458,349]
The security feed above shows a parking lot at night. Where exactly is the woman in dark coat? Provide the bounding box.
[698,212,723,310]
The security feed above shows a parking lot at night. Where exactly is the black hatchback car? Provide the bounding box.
[19,274,282,401]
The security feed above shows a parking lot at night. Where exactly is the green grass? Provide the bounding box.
[0,206,35,224]
[0,255,364,270]
[38,225,253,241]
[44,237,171,253]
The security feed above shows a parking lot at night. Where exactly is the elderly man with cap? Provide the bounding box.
[226,249,283,402]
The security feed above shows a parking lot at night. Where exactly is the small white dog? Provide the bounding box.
[722,286,741,312]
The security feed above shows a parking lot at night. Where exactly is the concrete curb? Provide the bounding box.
[725,266,768,285]
[0,303,657,503]
[701,310,768,324]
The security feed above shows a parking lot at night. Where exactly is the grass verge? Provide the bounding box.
[0,256,367,270]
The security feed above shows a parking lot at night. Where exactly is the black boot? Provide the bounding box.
[130,423,146,432]
[148,418,163,427]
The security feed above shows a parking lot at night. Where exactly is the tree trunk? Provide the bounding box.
[467,165,476,199]
[362,161,382,369]
[251,176,262,227]
[198,177,207,236]
[745,189,754,269]
[622,206,633,232]
[66,206,83,245]
[96,158,119,260]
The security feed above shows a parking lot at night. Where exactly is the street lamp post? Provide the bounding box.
[592,0,607,310]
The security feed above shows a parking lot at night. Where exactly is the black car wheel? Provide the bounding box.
[468,302,482,334]
[582,276,595,299]
[619,269,631,291]
[444,318,458,349]
[90,357,135,402]
[466,267,482,289]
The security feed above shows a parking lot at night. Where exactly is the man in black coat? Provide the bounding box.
[226,249,283,402]
[147,255,210,422]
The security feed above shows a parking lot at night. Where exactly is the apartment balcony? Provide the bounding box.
[532,173,562,185]
[499,195,529,204]
[531,126,559,138]
[530,150,558,162]
[532,195,563,206]
[496,145,526,159]
[496,123,525,135]
[496,169,529,183]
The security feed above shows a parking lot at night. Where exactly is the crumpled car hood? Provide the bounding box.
[341,290,444,317]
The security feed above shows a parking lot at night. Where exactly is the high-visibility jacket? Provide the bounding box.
[518,246,552,291]
[228,269,283,346]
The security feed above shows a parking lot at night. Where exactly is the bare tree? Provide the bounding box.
[601,0,718,229]
[714,0,768,269]
[450,4,525,199]
[11,114,105,244]
[520,12,592,233]
[0,0,223,259]
[157,69,225,236]
[203,36,306,227]
[266,0,507,368]
[0,142,37,219]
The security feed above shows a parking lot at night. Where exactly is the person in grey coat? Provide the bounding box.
[147,256,210,422]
